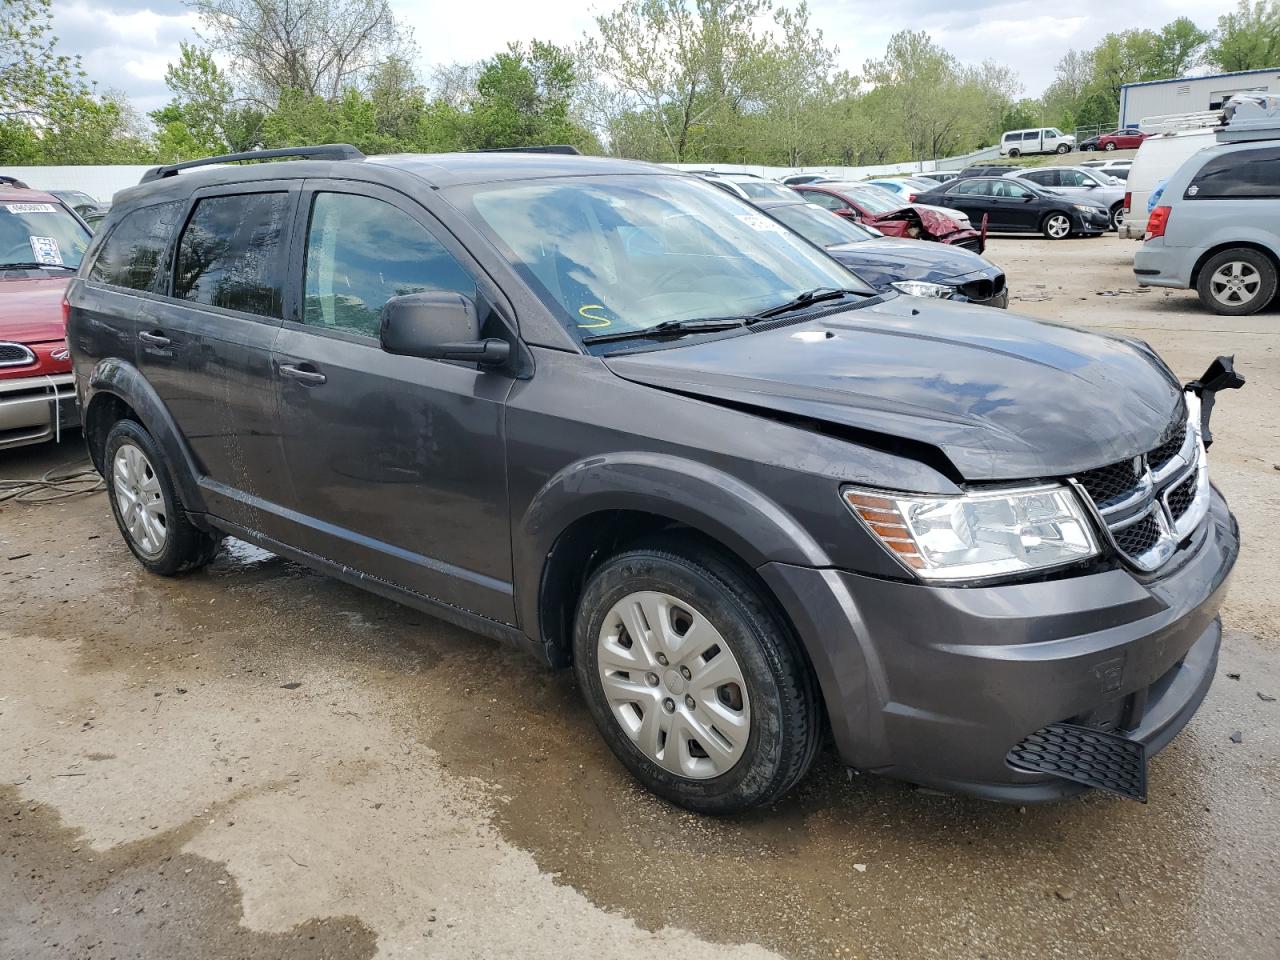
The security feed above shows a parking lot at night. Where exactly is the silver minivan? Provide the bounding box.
[1134,99,1280,315]
[999,128,1075,157]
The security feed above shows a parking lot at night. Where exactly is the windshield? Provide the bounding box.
[733,179,798,201]
[767,202,877,248]
[459,175,870,343]
[0,201,91,269]
[830,184,903,214]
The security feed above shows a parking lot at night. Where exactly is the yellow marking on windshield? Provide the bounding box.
[577,304,611,328]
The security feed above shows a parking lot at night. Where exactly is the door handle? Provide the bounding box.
[139,330,171,347]
[279,362,327,386]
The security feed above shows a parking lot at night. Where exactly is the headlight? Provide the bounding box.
[1073,203,1099,213]
[891,280,952,299]
[843,483,1099,580]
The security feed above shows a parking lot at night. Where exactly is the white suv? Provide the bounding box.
[999,128,1075,157]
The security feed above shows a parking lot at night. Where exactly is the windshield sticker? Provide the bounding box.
[29,236,64,266]
[5,203,57,214]
[577,304,612,329]
[735,213,787,234]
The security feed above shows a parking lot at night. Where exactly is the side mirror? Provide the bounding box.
[379,291,511,366]
[836,208,859,220]
[1023,194,1035,202]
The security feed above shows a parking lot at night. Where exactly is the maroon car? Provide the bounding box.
[1,185,90,450]
[793,182,984,250]
[1096,129,1149,151]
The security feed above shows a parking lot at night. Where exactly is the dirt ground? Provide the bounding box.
[1,234,1277,960]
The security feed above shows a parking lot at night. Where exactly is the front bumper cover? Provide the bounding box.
[760,487,1238,802]
[0,371,77,450]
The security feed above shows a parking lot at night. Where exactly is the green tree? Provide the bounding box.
[1206,1,1280,71]
[149,42,263,159]
[756,3,839,165]
[464,41,597,151]
[1,0,88,140]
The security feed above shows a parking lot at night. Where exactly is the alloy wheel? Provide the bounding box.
[1111,207,1124,231]
[113,442,167,556]
[1045,215,1071,239]
[596,590,750,780]
[1209,261,1262,308]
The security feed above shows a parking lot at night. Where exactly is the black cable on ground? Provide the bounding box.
[0,459,105,504]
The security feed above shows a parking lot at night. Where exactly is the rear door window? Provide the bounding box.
[174,192,290,318]
[88,201,181,291]
[1186,147,1280,199]
[301,192,476,339]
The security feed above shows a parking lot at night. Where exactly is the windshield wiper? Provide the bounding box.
[582,316,751,345]
[0,261,76,271]
[750,287,865,321]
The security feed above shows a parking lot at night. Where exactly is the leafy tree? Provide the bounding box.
[149,42,263,159]
[1206,0,1280,71]
[756,3,839,166]
[591,0,769,162]
[464,41,598,151]
[188,0,412,107]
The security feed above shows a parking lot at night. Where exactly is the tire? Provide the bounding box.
[104,419,221,575]
[1007,148,1020,158]
[1104,141,1117,151]
[1110,203,1124,231]
[572,536,821,814]
[1041,212,1072,240]
[1056,143,1070,154]
[1195,248,1277,316]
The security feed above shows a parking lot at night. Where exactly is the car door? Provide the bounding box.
[270,180,515,623]
[139,183,298,534]
[997,180,1042,230]
[943,179,996,226]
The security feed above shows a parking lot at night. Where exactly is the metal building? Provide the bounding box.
[1120,68,1280,128]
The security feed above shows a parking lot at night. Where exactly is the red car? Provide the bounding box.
[1096,129,1148,151]
[792,182,984,250]
[1,184,91,450]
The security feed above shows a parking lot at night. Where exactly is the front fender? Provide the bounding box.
[513,451,832,638]
[85,357,208,515]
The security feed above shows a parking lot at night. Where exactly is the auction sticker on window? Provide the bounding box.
[735,213,787,233]
[29,237,64,266]
[5,203,57,214]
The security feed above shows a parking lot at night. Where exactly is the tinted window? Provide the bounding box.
[1003,132,1018,142]
[1021,170,1052,186]
[175,193,289,317]
[303,192,475,338]
[800,190,846,211]
[994,181,1033,199]
[1023,131,1039,141]
[89,201,181,291]
[1186,147,1280,199]
[767,202,878,247]
[953,180,990,196]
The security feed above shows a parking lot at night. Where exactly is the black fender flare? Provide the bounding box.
[84,357,209,516]
[513,450,832,644]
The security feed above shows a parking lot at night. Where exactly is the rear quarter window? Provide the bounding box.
[1186,147,1280,199]
[88,201,182,292]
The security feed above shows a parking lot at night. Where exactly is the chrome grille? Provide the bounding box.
[0,342,36,367]
[1071,393,1210,573]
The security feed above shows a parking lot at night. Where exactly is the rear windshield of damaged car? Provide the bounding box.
[0,202,91,269]
[457,175,870,343]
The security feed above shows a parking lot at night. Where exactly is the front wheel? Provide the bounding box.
[1104,141,1117,151]
[1056,143,1070,154]
[573,538,821,813]
[1196,248,1277,316]
[1042,212,1072,240]
[1007,148,1021,158]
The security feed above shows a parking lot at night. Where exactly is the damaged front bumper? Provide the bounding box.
[760,486,1238,803]
[0,372,78,450]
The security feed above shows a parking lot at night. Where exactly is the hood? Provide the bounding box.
[867,205,975,242]
[604,297,1184,482]
[0,273,72,343]
[827,236,993,289]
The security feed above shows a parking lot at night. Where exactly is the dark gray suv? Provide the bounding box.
[66,145,1241,812]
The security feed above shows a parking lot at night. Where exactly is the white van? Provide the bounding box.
[1117,129,1216,238]
[999,128,1076,157]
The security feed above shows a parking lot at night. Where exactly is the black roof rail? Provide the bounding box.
[471,145,582,155]
[0,175,31,188]
[140,144,365,183]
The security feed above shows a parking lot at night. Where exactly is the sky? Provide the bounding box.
[51,0,1242,116]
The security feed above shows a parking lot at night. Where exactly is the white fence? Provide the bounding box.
[2,142,1005,202]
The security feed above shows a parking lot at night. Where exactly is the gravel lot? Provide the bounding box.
[2,234,1277,960]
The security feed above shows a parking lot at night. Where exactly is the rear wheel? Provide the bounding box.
[1007,148,1020,158]
[1196,248,1277,316]
[1042,212,1072,240]
[104,420,221,575]
[1110,204,1124,231]
[573,537,821,813]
